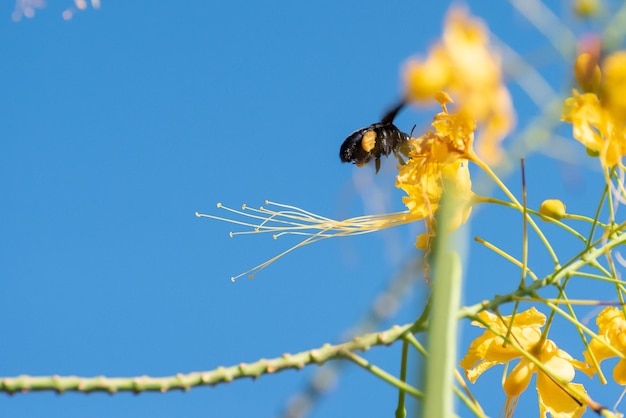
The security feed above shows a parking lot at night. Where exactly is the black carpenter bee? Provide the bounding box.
[339,101,411,173]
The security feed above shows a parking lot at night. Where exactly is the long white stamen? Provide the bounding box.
[196,201,421,281]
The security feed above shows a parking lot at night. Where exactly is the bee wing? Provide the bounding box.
[380,100,406,125]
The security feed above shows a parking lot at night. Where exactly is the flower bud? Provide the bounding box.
[539,199,566,220]
[574,0,600,18]
[574,53,601,93]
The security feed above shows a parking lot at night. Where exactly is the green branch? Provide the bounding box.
[3,229,624,396]
[0,323,417,395]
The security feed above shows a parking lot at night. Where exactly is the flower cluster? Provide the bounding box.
[396,95,476,249]
[460,308,589,418]
[403,8,514,164]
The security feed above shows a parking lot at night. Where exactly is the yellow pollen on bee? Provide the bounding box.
[361,130,377,152]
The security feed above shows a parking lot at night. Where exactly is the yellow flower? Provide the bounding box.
[403,8,514,165]
[460,308,545,382]
[504,340,588,418]
[396,101,475,249]
[563,51,626,169]
[460,308,588,418]
[602,51,626,121]
[583,307,626,384]
[562,90,626,168]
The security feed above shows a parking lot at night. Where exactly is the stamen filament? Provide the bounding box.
[197,201,422,281]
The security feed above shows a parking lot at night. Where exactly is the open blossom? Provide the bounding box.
[562,90,626,168]
[582,307,626,384]
[460,308,545,381]
[460,308,588,418]
[562,51,626,169]
[403,8,514,164]
[504,340,589,418]
[396,98,475,249]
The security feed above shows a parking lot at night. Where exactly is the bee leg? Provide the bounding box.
[375,157,381,174]
[394,150,407,166]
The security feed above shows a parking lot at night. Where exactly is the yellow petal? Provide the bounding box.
[464,360,501,383]
[602,51,626,121]
[509,306,547,328]
[537,376,587,418]
[404,47,451,101]
[612,359,626,385]
[602,136,623,167]
[503,359,534,397]
[535,341,587,418]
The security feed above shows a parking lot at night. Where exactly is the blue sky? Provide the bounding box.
[1,1,623,417]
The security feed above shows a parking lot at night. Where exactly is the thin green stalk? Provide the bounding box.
[474,237,539,281]
[475,196,590,243]
[340,350,423,399]
[395,340,409,418]
[474,157,560,265]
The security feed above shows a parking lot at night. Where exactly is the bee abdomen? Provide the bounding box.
[374,124,409,156]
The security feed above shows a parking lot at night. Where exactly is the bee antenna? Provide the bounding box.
[380,100,406,125]
[409,124,416,138]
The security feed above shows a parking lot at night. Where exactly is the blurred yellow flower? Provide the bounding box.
[562,90,626,168]
[403,8,514,165]
[583,307,626,384]
[573,0,601,17]
[563,51,626,169]
[602,52,626,121]
[460,308,588,418]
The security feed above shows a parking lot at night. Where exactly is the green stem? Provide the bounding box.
[341,350,423,399]
[395,340,409,418]
[423,179,466,418]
